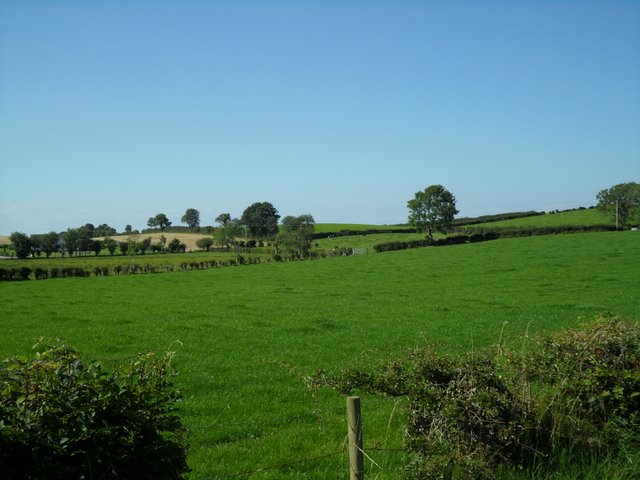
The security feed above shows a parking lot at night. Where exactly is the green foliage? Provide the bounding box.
[0,339,189,479]
[280,214,315,258]
[241,201,280,239]
[9,232,31,259]
[148,213,172,231]
[0,232,638,478]
[597,182,640,227]
[195,237,214,252]
[408,185,459,241]
[313,316,640,479]
[181,208,200,231]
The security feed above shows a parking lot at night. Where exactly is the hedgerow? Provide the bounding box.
[0,339,189,480]
[310,315,640,479]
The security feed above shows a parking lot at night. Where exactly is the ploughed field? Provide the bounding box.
[1,231,638,479]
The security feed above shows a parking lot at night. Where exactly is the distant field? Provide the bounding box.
[313,223,410,233]
[106,233,213,252]
[469,208,613,228]
[1,231,637,479]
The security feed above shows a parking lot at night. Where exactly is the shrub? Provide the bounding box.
[0,339,189,480]
[312,316,640,479]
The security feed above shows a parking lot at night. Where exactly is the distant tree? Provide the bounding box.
[124,225,133,234]
[119,241,129,256]
[103,236,117,256]
[41,231,60,258]
[241,202,280,239]
[77,225,94,255]
[94,224,117,237]
[29,234,43,257]
[196,237,214,252]
[181,208,200,231]
[214,218,243,259]
[90,239,102,256]
[139,237,152,255]
[82,223,95,238]
[596,182,640,228]
[280,214,315,258]
[10,232,32,259]
[215,213,231,226]
[62,228,81,257]
[408,184,459,242]
[167,238,186,253]
[147,213,172,231]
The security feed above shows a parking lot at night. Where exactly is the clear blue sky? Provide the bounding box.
[1,0,639,234]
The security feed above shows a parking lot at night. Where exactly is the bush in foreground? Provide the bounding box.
[311,315,639,479]
[0,339,189,480]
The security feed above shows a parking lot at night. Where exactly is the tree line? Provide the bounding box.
[7,202,317,260]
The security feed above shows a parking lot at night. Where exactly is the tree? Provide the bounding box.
[596,182,640,228]
[241,202,280,239]
[41,231,60,258]
[103,237,117,256]
[29,234,42,257]
[94,224,117,237]
[181,208,200,231]
[215,213,231,226]
[214,218,243,260]
[196,237,214,252]
[62,228,80,257]
[407,184,459,242]
[119,241,129,256]
[10,232,32,259]
[124,225,133,234]
[90,239,102,256]
[147,213,172,231]
[139,237,152,255]
[280,214,315,258]
[167,238,186,253]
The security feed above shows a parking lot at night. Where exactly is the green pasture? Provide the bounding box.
[469,208,613,228]
[314,231,432,252]
[1,231,638,479]
[313,223,410,233]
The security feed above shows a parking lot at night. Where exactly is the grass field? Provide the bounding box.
[1,231,639,478]
[469,208,613,228]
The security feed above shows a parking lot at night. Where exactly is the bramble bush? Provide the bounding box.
[311,315,639,479]
[0,339,189,480]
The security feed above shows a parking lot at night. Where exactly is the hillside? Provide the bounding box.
[467,208,613,228]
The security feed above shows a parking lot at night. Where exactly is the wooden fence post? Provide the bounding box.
[347,396,364,480]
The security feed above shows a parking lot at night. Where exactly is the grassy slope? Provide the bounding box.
[1,231,639,478]
[468,208,613,228]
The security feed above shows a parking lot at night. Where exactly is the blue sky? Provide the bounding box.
[1,0,639,234]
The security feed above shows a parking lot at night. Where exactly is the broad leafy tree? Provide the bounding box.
[181,208,200,231]
[596,182,640,228]
[241,202,280,239]
[29,234,42,257]
[90,239,102,256]
[124,225,133,234]
[94,224,117,237]
[147,213,172,231]
[41,231,60,258]
[215,213,231,226]
[62,228,80,257]
[139,237,152,255]
[119,241,129,256]
[166,238,186,253]
[280,214,315,258]
[214,218,243,260]
[10,232,32,259]
[408,184,459,242]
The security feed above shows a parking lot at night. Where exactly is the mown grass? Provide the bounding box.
[1,231,638,479]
